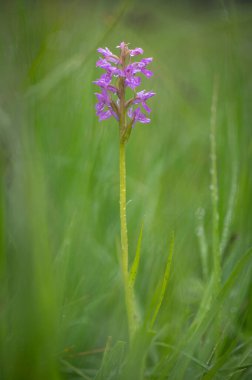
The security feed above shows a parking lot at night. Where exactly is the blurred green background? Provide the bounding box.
[0,0,252,379]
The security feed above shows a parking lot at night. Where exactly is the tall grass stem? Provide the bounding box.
[119,142,135,342]
[210,79,221,294]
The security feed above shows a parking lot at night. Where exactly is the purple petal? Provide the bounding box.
[142,102,151,113]
[93,75,111,88]
[107,66,120,76]
[95,89,110,105]
[141,57,153,65]
[143,91,155,99]
[95,103,104,112]
[97,47,113,56]
[125,76,141,89]
[141,69,153,78]
[132,91,155,111]
[127,107,134,118]
[95,92,104,102]
[107,85,118,93]
[128,62,142,74]
[96,58,111,69]
[97,47,120,64]
[134,108,151,124]
[130,47,144,56]
[128,107,151,126]
[135,90,156,101]
[97,110,112,120]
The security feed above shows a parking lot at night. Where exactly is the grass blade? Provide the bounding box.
[196,207,209,280]
[129,223,143,289]
[95,337,125,380]
[210,77,221,293]
[201,341,237,380]
[150,231,175,329]
[60,359,91,380]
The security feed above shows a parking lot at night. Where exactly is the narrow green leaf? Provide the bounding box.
[201,340,236,380]
[209,78,221,293]
[220,166,238,256]
[155,342,210,371]
[150,231,175,329]
[98,336,112,372]
[60,359,91,380]
[129,223,143,289]
[95,338,125,380]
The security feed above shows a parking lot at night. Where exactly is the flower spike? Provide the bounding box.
[94,42,155,142]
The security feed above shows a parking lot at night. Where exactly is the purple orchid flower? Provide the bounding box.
[95,89,118,121]
[97,47,120,64]
[132,90,156,113]
[128,107,151,126]
[94,42,155,142]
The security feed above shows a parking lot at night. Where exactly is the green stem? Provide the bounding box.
[210,79,221,294]
[119,142,135,342]
[210,78,222,361]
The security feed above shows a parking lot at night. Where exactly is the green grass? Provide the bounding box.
[0,1,252,379]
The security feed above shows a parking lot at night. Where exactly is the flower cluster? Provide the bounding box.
[94,42,155,142]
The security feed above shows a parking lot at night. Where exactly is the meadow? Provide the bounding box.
[0,1,252,379]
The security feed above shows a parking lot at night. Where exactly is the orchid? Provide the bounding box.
[94,42,155,143]
[94,43,156,342]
